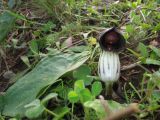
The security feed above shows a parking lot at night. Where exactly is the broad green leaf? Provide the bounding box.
[24,99,45,119]
[46,48,60,55]
[149,45,160,58]
[68,91,79,103]
[0,95,4,112]
[67,46,88,52]
[138,43,148,57]
[0,0,3,9]
[61,37,73,49]
[73,64,93,85]
[2,51,89,117]
[53,107,70,120]
[145,58,160,65]
[74,80,85,93]
[0,11,16,43]
[79,88,93,103]
[107,100,125,110]
[41,93,58,104]
[91,81,102,96]
[84,99,106,118]
[8,118,17,120]
[84,99,126,119]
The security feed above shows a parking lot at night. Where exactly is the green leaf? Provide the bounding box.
[107,100,125,110]
[8,0,16,8]
[8,118,18,120]
[0,95,4,112]
[20,56,31,68]
[84,99,106,119]
[79,88,93,103]
[84,99,126,119]
[73,64,93,85]
[127,48,141,58]
[46,33,59,44]
[152,70,160,89]
[125,25,134,35]
[24,99,45,119]
[68,46,88,52]
[152,91,160,101]
[66,0,75,6]
[41,93,58,104]
[153,23,160,31]
[58,86,72,100]
[68,91,79,103]
[41,21,56,32]
[0,11,16,43]
[145,58,160,65]
[131,13,141,24]
[138,43,148,57]
[150,52,158,60]
[2,51,89,117]
[91,81,102,96]
[137,0,142,4]
[74,80,85,93]
[29,40,39,55]
[149,45,160,58]
[53,107,70,120]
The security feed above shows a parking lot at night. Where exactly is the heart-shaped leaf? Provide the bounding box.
[73,65,93,85]
[74,80,85,93]
[91,81,102,96]
[68,91,79,103]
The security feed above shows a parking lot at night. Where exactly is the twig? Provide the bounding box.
[121,62,151,73]
[121,63,138,71]
[137,64,151,73]
[99,95,139,120]
[99,95,111,115]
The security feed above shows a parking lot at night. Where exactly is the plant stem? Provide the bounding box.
[0,116,5,120]
[124,83,129,103]
[44,108,58,117]
[105,82,113,97]
[129,82,142,99]
[84,108,90,120]
[71,103,74,120]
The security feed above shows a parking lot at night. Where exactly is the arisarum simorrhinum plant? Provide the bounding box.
[98,27,126,96]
